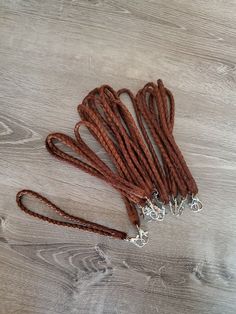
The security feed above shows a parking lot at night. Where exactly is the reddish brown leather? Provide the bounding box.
[135,80,198,197]
[16,190,127,239]
[16,80,199,241]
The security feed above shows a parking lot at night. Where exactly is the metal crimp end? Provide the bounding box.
[139,198,166,222]
[189,194,203,212]
[169,195,186,216]
[126,226,149,248]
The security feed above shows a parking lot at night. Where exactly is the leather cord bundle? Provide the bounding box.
[16,80,202,247]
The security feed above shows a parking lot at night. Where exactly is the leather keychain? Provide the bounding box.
[16,189,148,247]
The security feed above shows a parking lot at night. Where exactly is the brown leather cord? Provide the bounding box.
[76,105,152,197]
[151,88,178,197]
[75,103,141,225]
[135,87,188,198]
[118,87,179,200]
[16,190,127,240]
[74,119,141,226]
[78,98,153,197]
[94,87,154,194]
[46,114,148,226]
[46,133,145,204]
[80,86,169,203]
[46,130,147,227]
[153,81,196,193]
[148,87,178,197]
[101,86,168,200]
[155,80,198,195]
[78,87,163,223]
[117,88,171,200]
[157,80,198,194]
[135,80,198,198]
[74,118,140,226]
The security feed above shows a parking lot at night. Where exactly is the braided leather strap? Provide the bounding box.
[16,190,127,240]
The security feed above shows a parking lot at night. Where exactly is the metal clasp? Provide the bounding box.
[153,203,166,221]
[189,194,203,212]
[169,196,186,216]
[139,198,165,221]
[126,226,149,248]
[151,192,166,221]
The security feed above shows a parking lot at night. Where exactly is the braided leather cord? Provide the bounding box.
[16,190,127,240]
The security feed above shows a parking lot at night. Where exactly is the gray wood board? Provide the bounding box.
[0,0,236,313]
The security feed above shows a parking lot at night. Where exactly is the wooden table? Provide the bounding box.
[1,1,236,313]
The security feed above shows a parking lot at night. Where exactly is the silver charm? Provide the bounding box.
[141,204,158,220]
[189,194,203,212]
[151,191,166,221]
[126,226,149,248]
[177,196,186,216]
[169,195,186,216]
[139,198,165,221]
[153,203,166,221]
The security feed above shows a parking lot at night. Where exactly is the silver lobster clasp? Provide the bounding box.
[177,196,186,216]
[169,197,178,216]
[189,194,203,212]
[169,195,186,216]
[126,226,149,248]
[139,199,165,222]
[153,204,166,221]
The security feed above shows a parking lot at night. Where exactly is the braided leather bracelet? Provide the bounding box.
[16,190,148,247]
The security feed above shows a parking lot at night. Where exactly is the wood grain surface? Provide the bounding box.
[1,0,236,313]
